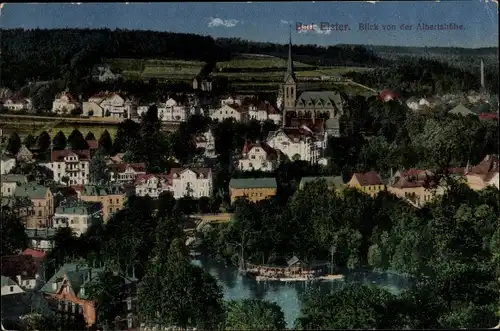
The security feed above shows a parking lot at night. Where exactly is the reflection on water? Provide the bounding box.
[192,257,412,328]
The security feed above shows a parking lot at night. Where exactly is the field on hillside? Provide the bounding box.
[105,58,205,81]
[216,55,313,69]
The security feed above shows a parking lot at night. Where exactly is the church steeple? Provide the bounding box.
[284,24,296,82]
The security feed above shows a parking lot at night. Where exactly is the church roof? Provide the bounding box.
[296,91,343,110]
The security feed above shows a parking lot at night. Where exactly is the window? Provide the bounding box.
[127,315,133,329]
[38,210,42,217]
[10,286,14,292]
[126,297,132,310]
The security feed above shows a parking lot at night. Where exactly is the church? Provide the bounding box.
[277,28,345,137]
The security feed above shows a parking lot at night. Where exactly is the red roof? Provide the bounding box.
[86,140,99,149]
[352,171,383,186]
[478,113,498,120]
[22,248,46,260]
[50,149,91,162]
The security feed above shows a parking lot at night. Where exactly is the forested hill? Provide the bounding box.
[1,28,497,90]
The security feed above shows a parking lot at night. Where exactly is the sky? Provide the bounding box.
[0,1,498,48]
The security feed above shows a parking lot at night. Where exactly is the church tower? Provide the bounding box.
[282,25,297,126]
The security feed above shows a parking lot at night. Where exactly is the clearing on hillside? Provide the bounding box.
[216,54,312,70]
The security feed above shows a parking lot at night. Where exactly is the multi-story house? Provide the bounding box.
[25,228,57,252]
[3,98,33,112]
[193,129,216,158]
[210,104,246,122]
[229,177,277,204]
[14,183,53,228]
[388,169,444,207]
[83,92,135,119]
[266,127,323,164]
[1,254,45,290]
[1,153,16,174]
[1,174,28,197]
[108,163,147,184]
[238,141,279,172]
[465,154,499,190]
[1,196,34,224]
[134,173,171,198]
[220,96,242,107]
[41,261,138,329]
[79,184,127,223]
[52,202,103,236]
[41,149,91,185]
[347,171,386,198]
[52,91,80,114]
[169,168,213,199]
[246,101,282,125]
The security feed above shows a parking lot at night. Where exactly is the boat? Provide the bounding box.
[318,274,345,281]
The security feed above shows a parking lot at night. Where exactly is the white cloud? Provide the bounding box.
[297,24,332,35]
[208,17,239,28]
[280,20,291,25]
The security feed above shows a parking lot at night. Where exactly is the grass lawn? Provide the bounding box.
[106,58,205,81]
[216,56,312,70]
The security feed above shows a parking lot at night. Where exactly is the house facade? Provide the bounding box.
[193,130,216,158]
[246,101,282,125]
[1,174,28,197]
[79,184,127,223]
[229,177,277,204]
[347,171,386,197]
[41,149,91,186]
[266,127,322,163]
[210,104,245,122]
[134,174,171,198]
[466,155,499,190]
[52,202,103,236]
[1,255,45,290]
[1,276,24,296]
[14,184,53,228]
[83,92,135,119]
[299,176,345,191]
[52,92,80,114]
[3,98,33,112]
[108,163,147,184]
[0,154,16,175]
[169,168,213,199]
[25,228,57,252]
[238,141,278,172]
[388,169,444,207]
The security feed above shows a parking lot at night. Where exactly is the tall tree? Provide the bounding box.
[112,119,140,154]
[22,134,37,149]
[89,147,108,185]
[138,239,225,330]
[225,299,286,330]
[52,131,67,151]
[85,131,96,140]
[0,211,27,256]
[98,130,113,155]
[68,129,89,150]
[6,132,21,155]
[37,131,51,152]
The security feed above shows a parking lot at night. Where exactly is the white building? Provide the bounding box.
[1,276,24,296]
[134,168,213,199]
[92,65,120,82]
[137,98,193,122]
[210,104,246,122]
[246,101,282,125]
[0,154,16,175]
[169,168,213,199]
[238,141,279,172]
[25,228,56,252]
[52,202,103,236]
[3,98,33,112]
[406,97,420,111]
[108,163,147,184]
[194,129,216,158]
[52,91,80,114]
[83,92,135,119]
[134,173,172,198]
[1,174,27,197]
[266,127,323,164]
[40,149,90,186]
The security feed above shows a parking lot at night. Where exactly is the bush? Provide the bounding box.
[70,107,83,116]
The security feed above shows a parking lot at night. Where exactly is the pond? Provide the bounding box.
[192,256,412,328]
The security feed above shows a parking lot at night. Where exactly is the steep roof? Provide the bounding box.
[22,248,46,260]
[55,201,100,215]
[449,104,475,116]
[229,177,277,189]
[41,262,104,297]
[296,91,343,110]
[241,141,278,160]
[108,163,146,174]
[50,149,90,162]
[352,171,383,186]
[467,154,499,182]
[1,174,28,184]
